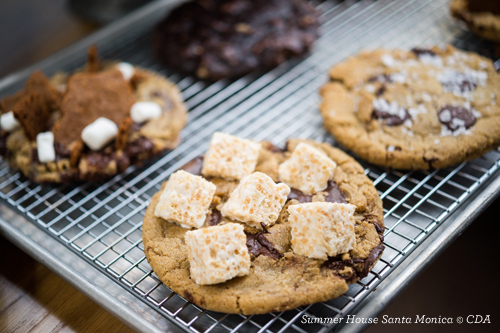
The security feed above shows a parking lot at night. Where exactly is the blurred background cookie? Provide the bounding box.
[153,0,320,81]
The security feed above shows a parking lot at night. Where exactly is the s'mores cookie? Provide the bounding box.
[0,46,187,183]
[142,133,384,315]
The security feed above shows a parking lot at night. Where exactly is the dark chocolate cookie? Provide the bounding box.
[153,0,320,81]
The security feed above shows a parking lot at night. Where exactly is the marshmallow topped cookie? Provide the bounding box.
[142,133,384,315]
[0,46,187,183]
[320,45,500,170]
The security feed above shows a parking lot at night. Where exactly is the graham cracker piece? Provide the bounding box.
[87,45,100,73]
[0,91,25,113]
[12,91,52,140]
[53,70,135,147]
[116,116,134,150]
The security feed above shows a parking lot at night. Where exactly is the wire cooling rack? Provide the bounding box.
[1,0,500,332]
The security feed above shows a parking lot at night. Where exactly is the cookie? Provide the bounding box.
[0,47,187,183]
[320,45,500,170]
[142,134,384,315]
[153,0,320,81]
[451,0,500,43]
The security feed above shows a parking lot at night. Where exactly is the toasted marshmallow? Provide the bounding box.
[185,223,250,285]
[36,132,56,163]
[155,170,216,228]
[116,62,135,81]
[278,143,336,195]
[201,132,261,180]
[130,101,162,123]
[289,202,356,260]
[221,172,290,229]
[0,111,20,132]
[81,117,119,151]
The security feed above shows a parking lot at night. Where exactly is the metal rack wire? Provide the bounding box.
[0,0,499,332]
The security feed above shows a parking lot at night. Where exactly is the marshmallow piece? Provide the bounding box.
[185,223,250,285]
[289,202,356,260]
[278,143,336,195]
[36,132,56,163]
[221,172,290,229]
[117,62,135,81]
[155,170,216,229]
[0,111,20,132]
[81,117,119,151]
[130,101,162,123]
[201,132,261,180]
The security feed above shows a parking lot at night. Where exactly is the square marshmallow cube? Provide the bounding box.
[0,111,21,132]
[201,132,261,180]
[222,172,290,229]
[155,170,216,229]
[81,117,119,151]
[278,143,336,195]
[116,62,135,81]
[36,132,56,163]
[289,202,356,260]
[130,101,162,123]
[185,223,250,285]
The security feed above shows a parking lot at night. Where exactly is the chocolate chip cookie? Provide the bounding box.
[153,0,320,81]
[320,45,500,170]
[0,47,187,183]
[451,0,500,43]
[142,136,384,315]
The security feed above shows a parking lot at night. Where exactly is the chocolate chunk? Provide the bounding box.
[375,85,386,97]
[267,143,285,154]
[322,257,357,283]
[372,108,411,126]
[180,156,204,176]
[353,243,385,279]
[0,133,10,158]
[124,137,156,162]
[440,72,477,94]
[411,47,437,57]
[468,0,500,15]
[367,74,392,83]
[245,231,283,259]
[207,209,222,226]
[287,180,346,203]
[287,189,312,203]
[423,156,439,170]
[153,0,320,81]
[324,180,347,204]
[438,105,476,131]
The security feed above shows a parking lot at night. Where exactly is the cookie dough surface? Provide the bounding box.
[153,0,320,81]
[142,139,384,315]
[320,45,500,170]
[0,58,187,183]
[451,0,500,43]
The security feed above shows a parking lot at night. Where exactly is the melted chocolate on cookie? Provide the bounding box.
[207,208,222,226]
[287,180,346,203]
[180,156,204,176]
[438,105,476,131]
[245,230,283,260]
[372,108,411,126]
[411,48,437,57]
